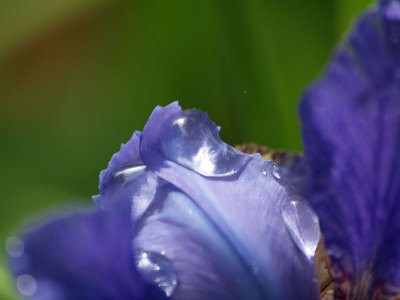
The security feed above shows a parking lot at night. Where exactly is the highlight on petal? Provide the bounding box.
[94,131,166,220]
[97,131,143,193]
[112,102,321,299]
[300,1,400,298]
[140,102,249,177]
[7,204,167,300]
[158,108,249,177]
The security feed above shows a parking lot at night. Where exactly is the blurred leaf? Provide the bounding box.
[335,0,375,38]
[0,260,15,299]
[0,0,114,63]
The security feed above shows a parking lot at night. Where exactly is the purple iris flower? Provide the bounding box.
[8,102,320,300]
[6,0,400,299]
[300,0,400,298]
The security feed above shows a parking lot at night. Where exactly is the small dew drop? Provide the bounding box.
[281,196,320,260]
[243,90,247,94]
[272,164,282,181]
[16,274,37,296]
[113,165,147,183]
[6,236,24,258]
[134,250,178,297]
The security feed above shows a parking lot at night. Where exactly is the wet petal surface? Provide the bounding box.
[135,103,320,300]
[159,109,249,177]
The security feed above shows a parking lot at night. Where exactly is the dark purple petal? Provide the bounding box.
[133,103,320,300]
[300,1,400,298]
[8,204,167,300]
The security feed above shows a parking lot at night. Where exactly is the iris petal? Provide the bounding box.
[95,131,165,220]
[134,103,320,299]
[8,204,167,300]
[134,186,266,300]
[235,144,309,196]
[300,1,400,298]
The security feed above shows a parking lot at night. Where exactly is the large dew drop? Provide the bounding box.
[281,196,319,260]
[134,250,178,297]
[159,110,248,177]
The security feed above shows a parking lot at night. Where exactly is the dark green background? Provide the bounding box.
[0,0,372,298]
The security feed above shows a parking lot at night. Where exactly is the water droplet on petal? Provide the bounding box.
[272,164,283,181]
[281,196,320,260]
[159,110,248,177]
[134,250,178,297]
[5,236,24,258]
[112,164,147,184]
[17,274,37,296]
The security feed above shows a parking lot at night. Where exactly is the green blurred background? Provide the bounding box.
[0,0,372,298]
